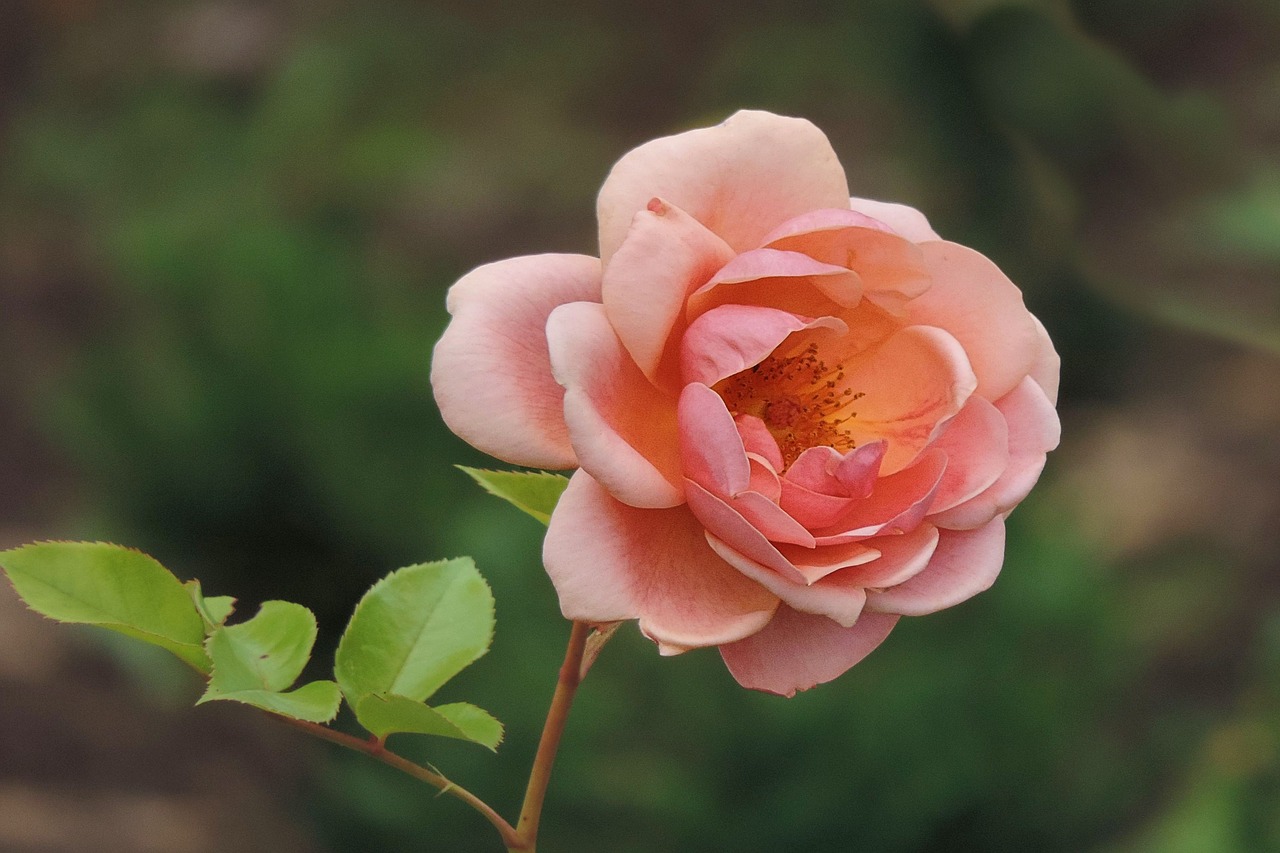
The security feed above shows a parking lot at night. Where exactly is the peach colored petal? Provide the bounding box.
[686,248,862,319]
[746,454,782,502]
[681,304,847,387]
[784,441,886,498]
[911,241,1040,401]
[866,517,1006,616]
[736,415,784,471]
[776,540,882,584]
[930,377,1060,530]
[831,325,977,474]
[684,479,806,583]
[603,199,735,393]
[813,449,947,545]
[847,197,940,243]
[839,523,939,589]
[928,396,1010,513]
[719,606,899,696]
[762,209,931,313]
[778,478,856,529]
[1029,314,1061,405]
[431,254,601,468]
[678,382,751,496]
[544,472,779,648]
[597,110,850,263]
[707,536,868,627]
[547,301,682,508]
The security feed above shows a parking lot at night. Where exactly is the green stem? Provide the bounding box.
[279,716,522,849]
[508,620,591,852]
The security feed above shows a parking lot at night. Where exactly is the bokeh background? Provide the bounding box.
[3,0,1280,850]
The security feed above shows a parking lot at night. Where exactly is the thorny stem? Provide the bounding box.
[279,716,522,849]
[279,619,597,852]
[509,619,591,852]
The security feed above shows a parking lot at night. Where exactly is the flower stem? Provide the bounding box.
[278,716,522,849]
[508,619,591,852]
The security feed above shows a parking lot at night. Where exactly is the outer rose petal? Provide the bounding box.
[848,197,941,242]
[431,254,601,468]
[910,241,1040,401]
[866,517,1006,616]
[603,199,736,392]
[1029,314,1061,405]
[720,606,900,697]
[597,110,851,263]
[930,377,1060,530]
[928,396,1009,513]
[547,301,683,508]
[544,471,779,648]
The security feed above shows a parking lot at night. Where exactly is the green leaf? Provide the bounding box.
[334,558,493,711]
[185,579,236,632]
[0,541,208,671]
[458,467,569,525]
[199,681,342,724]
[355,694,503,750]
[204,600,317,694]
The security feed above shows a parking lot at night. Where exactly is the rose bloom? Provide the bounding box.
[432,110,1060,696]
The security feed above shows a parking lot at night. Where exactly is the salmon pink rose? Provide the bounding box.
[431,110,1060,696]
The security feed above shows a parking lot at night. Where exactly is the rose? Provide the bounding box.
[432,110,1060,696]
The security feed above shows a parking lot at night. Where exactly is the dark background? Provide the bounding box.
[3,1,1280,850]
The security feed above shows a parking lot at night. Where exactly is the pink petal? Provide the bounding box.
[1029,314,1061,405]
[866,517,1006,616]
[830,325,977,474]
[597,110,851,263]
[684,479,806,583]
[847,197,941,243]
[431,254,601,468]
[813,449,947,545]
[777,540,881,584]
[544,472,779,648]
[707,536,868,627]
[719,605,899,696]
[602,199,736,393]
[736,415,784,471]
[930,377,1060,530]
[762,209,931,313]
[681,303,847,387]
[746,454,782,502]
[784,441,886,498]
[839,523,939,588]
[910,241,1040,401]
[928,396,1009,513]
[778,478,856,529]
[687,248,862,319]
[678,383,751,496]
[547,301,683,508]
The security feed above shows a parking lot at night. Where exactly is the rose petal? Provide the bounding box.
[547,301,683,508]
[603,199,736,392]
[431,254,601,468]
[813,449,947,545]
[597,110,850,263]
[1029,314,1061,405]
[930,377,1060,530]
[762,209,931,313]
[707,536,869,627]
[784,441,886,498]
[848,197,941,243]
[777,540,881,584]
[681,303,847,388]
[928,396,1010,513]
[839,523,940,588]
[679,383,751,496]
[687,248,862,319]
[866,517,1006,616]
[830,325,977,474]
[736,415,784,471]
[911,241,1040,401]
[684,479,807,583]
[719,606,899,697]
[544,472,779,648]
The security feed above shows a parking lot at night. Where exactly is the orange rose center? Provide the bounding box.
[715,341,864,468]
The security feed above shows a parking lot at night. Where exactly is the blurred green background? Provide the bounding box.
[2,0,1280,850]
